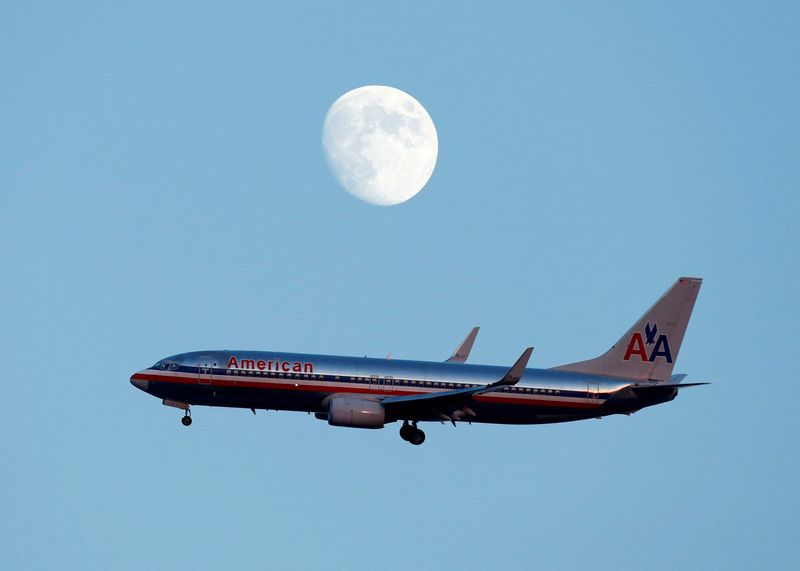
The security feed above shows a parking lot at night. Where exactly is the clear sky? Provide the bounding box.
[2,2,798,569]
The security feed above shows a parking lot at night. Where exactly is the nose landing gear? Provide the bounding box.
[162,399,192,427]
[399,421,425,445]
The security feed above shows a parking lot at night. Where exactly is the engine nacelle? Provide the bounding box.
[327,397,386,429]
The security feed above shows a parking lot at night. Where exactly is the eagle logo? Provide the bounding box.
[623,323,673,363]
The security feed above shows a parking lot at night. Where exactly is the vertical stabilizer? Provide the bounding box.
[552,277,702,382]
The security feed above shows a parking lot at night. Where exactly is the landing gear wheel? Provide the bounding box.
[409,428,425,446]
[399,422,414,441]
[181,415,192,426]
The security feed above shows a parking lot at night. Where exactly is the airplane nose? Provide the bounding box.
[130,374,149,392]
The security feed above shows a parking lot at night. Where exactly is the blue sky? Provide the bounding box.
[2,2,798,569]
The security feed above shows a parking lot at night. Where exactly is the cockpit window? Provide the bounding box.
[153,360,179,370]
[167,362,179,371]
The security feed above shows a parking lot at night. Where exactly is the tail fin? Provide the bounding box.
[552,277,702,382]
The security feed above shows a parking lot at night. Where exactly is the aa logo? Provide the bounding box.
[623,322,673,363]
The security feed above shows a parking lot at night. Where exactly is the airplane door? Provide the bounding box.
[385,375,394,392]
[587,380,600,404]
[198,356,213,385]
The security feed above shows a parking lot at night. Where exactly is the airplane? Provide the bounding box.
[130,277,706,445]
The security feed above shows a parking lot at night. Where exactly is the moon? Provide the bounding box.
[322,85,438,206]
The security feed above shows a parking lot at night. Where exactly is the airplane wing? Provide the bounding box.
[383,347,533,423]
[445,327,480,363]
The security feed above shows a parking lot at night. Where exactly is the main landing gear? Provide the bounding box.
[399,421,425,445]
[181,407,192,426]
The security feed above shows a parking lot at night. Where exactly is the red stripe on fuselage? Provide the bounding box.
[132,371,605,410]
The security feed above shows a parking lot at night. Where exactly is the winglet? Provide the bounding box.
[446,327,480,363]
[381,347,535,410]
[498,347,534,386]
[474,347,534,396]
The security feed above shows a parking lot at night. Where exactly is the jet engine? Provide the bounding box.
[326,396,386,429]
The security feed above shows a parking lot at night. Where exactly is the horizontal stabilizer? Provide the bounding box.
[631,382,709,394]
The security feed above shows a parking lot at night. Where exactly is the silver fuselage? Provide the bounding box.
[130,350,678,425]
